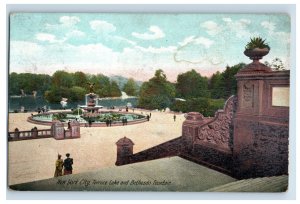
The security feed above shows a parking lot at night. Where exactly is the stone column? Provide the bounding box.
[51,121,65,140]
[14,128,20,139]
[70,120,80,138]
[233,56,289,179]
[182,112,206,151]
[32,127,38,138]
[115,137,134,166]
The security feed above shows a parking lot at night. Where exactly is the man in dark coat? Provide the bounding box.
[63,153,73,175]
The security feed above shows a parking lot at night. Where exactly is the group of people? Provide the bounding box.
[37,106,48,114]
[122,117,128,125]
[54,153,74,177]
[106,119,113,127]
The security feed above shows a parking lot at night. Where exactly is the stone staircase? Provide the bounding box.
[205,175,288,192]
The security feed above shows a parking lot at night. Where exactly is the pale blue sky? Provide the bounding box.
[9,13,290,81]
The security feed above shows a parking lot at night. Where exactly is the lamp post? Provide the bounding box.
[77,105,80,117]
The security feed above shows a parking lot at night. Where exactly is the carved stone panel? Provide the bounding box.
[196,96,236,152]
[242,82,254,108]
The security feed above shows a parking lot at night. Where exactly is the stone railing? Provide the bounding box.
[8,120,80,142]
[182,95,237,154]
[8,128,52,141]
[195,95,237,153]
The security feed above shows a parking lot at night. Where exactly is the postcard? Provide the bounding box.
[8,13,290,192]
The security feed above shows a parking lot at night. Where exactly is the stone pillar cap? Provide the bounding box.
[237,61,272,75]
[184,112,204,121]
[70,120,80,125]
[52,120,63,125]
[116,136,134,145]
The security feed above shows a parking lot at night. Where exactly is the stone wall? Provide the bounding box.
[233,62,289,179]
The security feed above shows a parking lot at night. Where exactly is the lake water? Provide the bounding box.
[8,96,138,112]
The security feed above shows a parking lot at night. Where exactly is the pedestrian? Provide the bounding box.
[122,118,125,126]
[173,114,176,122]
[67,120,71,129]
[106,119,109,127]
[150,112,151,118]
[63,153,73,175]
[109,119,112,126]
[147,115,150,121]
[125,118,128,125]
[54,154,63,177]
[88,119,92,127]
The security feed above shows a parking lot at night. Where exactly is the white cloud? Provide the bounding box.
[112,36,137,46]
[132,26,165,40]
[222,18,232,22]
[178,36,196,46]
[59,16,80,27]
[193,37,214,48]
[174,36,217,65]
[222,18,252,39]
[261,21,276,31]
[90,20,116,34]
[35,33,65,43]
[66,30,85,38]
[178,36,214,49]
[10,41,44,57]
[134,45,177,54]
[44,16,85,41]
[200,21,222,36]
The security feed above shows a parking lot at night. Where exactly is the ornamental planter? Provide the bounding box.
[244,47,270,60]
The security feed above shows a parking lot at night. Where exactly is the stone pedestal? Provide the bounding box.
[182,112,207,150]
[70,120,80,138]
[233,61,289,179]
[51,121,65,140]
[115,137,134,166]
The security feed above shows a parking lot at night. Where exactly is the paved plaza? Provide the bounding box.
[8,110,185,185]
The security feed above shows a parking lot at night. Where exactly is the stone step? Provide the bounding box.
[205,175,288,192]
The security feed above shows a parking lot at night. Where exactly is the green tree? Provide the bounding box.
[9,72,20,95]
[170,97,225,117]
[9,72,51,96]
[176,69,209,99]
[69,86,86,101]
[109,81,122,97]
[88,74,111,97]
[138,69,175,110]
[123,78,138,96]
[222,63,245,98]
[52,70,74,88]
[44,86,70,103]
[264,58,286,70]
[209,71,223,99]
[73,71,88,88]
[209,63,245,99]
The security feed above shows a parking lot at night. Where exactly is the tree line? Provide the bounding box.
[9,71,139,103]
[138,63,246,116]
[9,63,245,116]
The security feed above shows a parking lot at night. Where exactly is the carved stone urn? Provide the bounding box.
[244,47,269,61]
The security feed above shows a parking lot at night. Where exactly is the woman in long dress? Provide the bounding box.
[54,154,64,177]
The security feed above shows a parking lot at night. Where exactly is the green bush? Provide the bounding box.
[52,113,67,121]
[170,97,225,117]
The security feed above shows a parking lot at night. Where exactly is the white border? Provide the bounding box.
[1,1,298,202]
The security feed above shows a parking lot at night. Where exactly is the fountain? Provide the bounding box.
[28,82,147,127]
[79,83,103,113]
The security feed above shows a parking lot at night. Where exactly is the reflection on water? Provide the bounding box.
[9,96,138,112]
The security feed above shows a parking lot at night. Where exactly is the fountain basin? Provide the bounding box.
[27,111,148,127]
